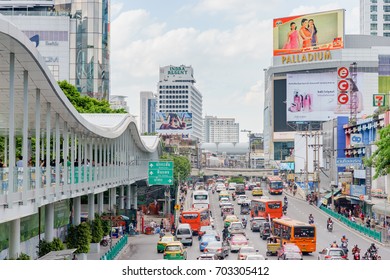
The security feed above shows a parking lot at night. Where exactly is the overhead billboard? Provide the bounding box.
[273,9,344,56]
[286,72,365,122]
[155,112,193,135]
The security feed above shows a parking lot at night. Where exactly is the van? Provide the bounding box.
[175,223,193,246]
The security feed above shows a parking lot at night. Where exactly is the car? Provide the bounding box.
[210,216,215,229]
[197,253,219,260]
[237,195,247,205]
[228,183,237,191]
[216,183,226,193]
[175,223,193,246]
[224,215,239,227]
[259,221,271,240]
[237,246,257,260]
[163,241,187,260]
[250,217,266,232]
[245,254,267,260]
[247,184,256,191]
[198,225,213,240]
[204,241,230,259]
[203,229,221,241]
[219,190,230,200]
[252,187,263,196]
[199,234,217,252]
[228,222,246,236]
[318,248,348,260]
[277,243,302,260]
[219,197,230,207]
[157,235,177,253]
[229,234,248,253]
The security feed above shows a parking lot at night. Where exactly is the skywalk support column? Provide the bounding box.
[46,103,51,188]
[8,53,15,196]
[97,192,104,214]
[125,186,131,210]
[45,203,54,242]
[8,219,20,259]
[88,193,95,221]
[73,196,81,226]
[35,89,41,198]
[22,70,28,195]
[119,186,124,210]
[55,113,60,189]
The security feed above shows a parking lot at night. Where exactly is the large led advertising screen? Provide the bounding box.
[286,72,366,122]
[155,112,193,135]
[273,9,344,56]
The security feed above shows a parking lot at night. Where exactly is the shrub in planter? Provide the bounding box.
[16,253,31,260]
[91,214,104,243]
[37,238,65,258]
[66,222,92,254]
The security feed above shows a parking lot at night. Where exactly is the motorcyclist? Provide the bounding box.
[282,204,287,214]
[368,243,377,254]
[308,214,314,224]
[284,196,288,205]
[242,217,247,228]
[327,217,333,230]
[222,225,230,241]
[330,241,338,248]
[340,235,348,243]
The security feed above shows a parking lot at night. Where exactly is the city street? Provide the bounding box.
[119,183,390,260]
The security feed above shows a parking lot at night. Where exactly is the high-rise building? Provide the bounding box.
[140,91,156,134]
[360,0,390,36]
[110,95,129,112]
[157,65,203,140]
[0,0,111,100]
[203,116,239,143]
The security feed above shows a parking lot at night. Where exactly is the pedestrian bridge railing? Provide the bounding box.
[100,235,128,260]
[320,205,382,242]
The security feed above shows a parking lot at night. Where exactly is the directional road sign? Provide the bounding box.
[148,161,174,185]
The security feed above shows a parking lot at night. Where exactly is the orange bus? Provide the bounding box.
[266,176,284,195]
[250,198,283,220]
[179,207,210,235]
[272,218,316,253]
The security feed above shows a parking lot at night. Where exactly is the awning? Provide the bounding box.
[334,195,363,204]
[321,189,341,205]
[372,202,390,216]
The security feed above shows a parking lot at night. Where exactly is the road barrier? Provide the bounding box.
[100,235,128,260]
[320,206,382,242]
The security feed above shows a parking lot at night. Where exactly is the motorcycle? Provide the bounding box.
[212,189,215,194]
[242,219,247,229]
[327,222,333,232]
[352,246,360,260]
[340,241,348,255]
[100,235,110,247]
[308,217,314,225]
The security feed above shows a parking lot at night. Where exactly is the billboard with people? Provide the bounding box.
[155,112,193,135]
[273,9,344,56]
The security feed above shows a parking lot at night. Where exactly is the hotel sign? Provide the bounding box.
[168,66,188,75]
[281,51,332,64]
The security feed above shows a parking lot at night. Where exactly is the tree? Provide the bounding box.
[365,124,390,179]
[90,214,104,243]
[160,154,191,186]
[58,80,127,114]
[37,238,65,258]
[66,222,92,254]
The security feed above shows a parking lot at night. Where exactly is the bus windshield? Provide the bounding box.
[182,213,198,219]
[268,202,281,209]
[194,194,208,200]
[294,226,315,238]
[270,182,283,189]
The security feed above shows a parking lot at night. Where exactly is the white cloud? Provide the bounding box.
[111,2,124,19]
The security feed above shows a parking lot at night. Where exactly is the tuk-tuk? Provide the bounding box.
[221,205,234,219]
[266,236,281,256]
[240,202,250,215]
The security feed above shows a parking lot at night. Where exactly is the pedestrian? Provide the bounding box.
[160,219,164,230]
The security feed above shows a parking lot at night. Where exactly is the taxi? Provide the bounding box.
[224,215,239,227]
[219,190,230,201]
[252,187,263,196]
[157,235,177,253]
[163,241,187,260]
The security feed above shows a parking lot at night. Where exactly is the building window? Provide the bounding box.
[385,5,390,12]
[384,23,390,30]
[371,23,378,30]
[384,14,390,21]
[384,32,390,36]
[371,5,377,12]
[371,0,377,2]
[371,14,378,21]
[385,0,390,3]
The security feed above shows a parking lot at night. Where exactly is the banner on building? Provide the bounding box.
[155,112,193,135]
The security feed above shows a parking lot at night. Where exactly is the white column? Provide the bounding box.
[8,219,20,259]
[70,130,75,186]
[97,192,104,214]
[45,103,51,188]
[22,70,28,193]
[88,193,95,221]
[55,113,60,188]
[110,187,116,213]
[8,53,15,195]
[35,89,41,195]
[73,196,81,226]
[119,185,124,209]
[125,185,131,210]
[45,203,54,242]
[63,122,68,189]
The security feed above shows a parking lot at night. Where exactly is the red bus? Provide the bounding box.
[250,198,283,220]
[179,207,210,235]
[266,176,284,195]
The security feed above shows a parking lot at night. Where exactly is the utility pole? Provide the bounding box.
[305,131,309,195]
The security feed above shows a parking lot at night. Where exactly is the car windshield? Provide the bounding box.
[232,235,246,242]
[240,247,255,253]
[165,245,181,252]
[231,223,243,229]
[177,228,191,235]
[161,236,174,242]
[329,250,344,256]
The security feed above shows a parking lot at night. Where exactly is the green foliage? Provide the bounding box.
[37,238,65,258]
[101,219,111,236]
[365,124,390,179]
[66,222,92,254]
[90,214,104,243]
[16,253,31,260]
[228,177,245,184]
[58,80,127,114]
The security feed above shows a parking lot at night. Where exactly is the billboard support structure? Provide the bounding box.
[349,62,358,124]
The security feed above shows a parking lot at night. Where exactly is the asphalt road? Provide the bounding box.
[119,182,390,260]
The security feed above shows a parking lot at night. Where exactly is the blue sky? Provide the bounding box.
[110,0,359,141]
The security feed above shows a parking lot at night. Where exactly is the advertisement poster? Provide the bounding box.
[273,9,344,56]
[155,112,193,135]
[286,72,365,122]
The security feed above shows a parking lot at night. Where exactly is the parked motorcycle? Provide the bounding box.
[100,235,110,247]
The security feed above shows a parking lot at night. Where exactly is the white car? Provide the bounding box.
[216,183,226,193]
[228,183,237,191]
[210,216,215,229]
[219,197,229,207]
[245,254,266,260]
[237,195,247,205]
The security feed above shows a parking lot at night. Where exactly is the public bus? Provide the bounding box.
[266,176,284,195]
[192,190,210,209]
[179,207,210,235]
[272,218,316,253]
[250,198,283,220]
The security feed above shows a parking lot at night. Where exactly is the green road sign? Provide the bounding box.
[148,161,174,185]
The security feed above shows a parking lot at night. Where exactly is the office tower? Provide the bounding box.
[360,0,390,36]
[203,116,239,143]
[140,91,156,134]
